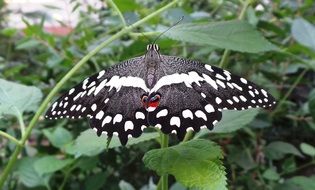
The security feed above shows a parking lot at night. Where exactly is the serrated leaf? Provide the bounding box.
[264,141,303,160]
[43,127,73,149]
[195,109,259,138]
[34,156,73,175]
[164,20,278,53]
[300,143,315,157]
[0,79,42,118]
[292,18,315,51]
[16,157,51,188]
[69,129,159,157]
[143,139,227,190]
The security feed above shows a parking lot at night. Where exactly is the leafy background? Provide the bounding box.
[1,0,315,190]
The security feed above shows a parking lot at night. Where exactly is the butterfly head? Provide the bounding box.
[145,44,161,67]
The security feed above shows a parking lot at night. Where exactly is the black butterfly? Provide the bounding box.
[45,44,276,145]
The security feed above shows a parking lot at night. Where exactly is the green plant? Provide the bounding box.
[1,0,315,190]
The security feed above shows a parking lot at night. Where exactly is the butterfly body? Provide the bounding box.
[46,44,276,145]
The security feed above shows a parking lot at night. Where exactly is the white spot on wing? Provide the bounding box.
[113,114,123,124]
[205,104,215,113]
[124,121,134,131]
[135,112,145,119]
[69,88,75,95]
[102,116,112,126]
[156,109,168,118]
[182,109,193,119]
[216,79,226,88]
[106,76,149,92]
[205,64,214,72]
[215,97,222,104]
[96,110,104,120]
[52,102,57,111]
[240,78,247,84]
[97,70,105,79]
[216,74,226,80]
[170,116,181,127]
[261,89,268,97]
[91,104,97,111]
[195,110,207,121]
[202,74,218,90]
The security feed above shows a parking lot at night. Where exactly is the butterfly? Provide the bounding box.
[45,44,276,145]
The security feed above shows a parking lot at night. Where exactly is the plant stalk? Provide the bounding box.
[0,0,180,187]
[159,133,169,190]
[219,0,252,68]
[0,131,21,146]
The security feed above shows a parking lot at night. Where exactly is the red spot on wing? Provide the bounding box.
[148,101,159,108]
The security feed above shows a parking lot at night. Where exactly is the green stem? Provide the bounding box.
[272,68,308,115]
[218,0,252,68]
[0,131,21,146]
[159,133,169,190]
[15,109,26,137]
[0,0,180,187]
[106,0,127,27]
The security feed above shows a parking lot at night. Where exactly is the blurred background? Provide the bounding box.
[1,0,315,190]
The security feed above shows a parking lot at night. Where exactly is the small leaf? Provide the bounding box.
[292,18,315,51]
[143,139,227,190]
[16,39,41,50]
[70,129,159,157]
[43,127,73,149]
[300,143,315,157]
[263,168,280,181]
[165,20,278,53]
[0,79,43,118]
[119,180,136,190]
[34,156,73,175]
[264,141,303,160]
[16,157,51,188]
[195,109,259,138]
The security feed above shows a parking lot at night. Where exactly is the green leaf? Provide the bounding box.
[85,172,108,190]
[292,18,315,51]
[262,168,280,181]
[287,176,315,190]
[0,79,43,118]
[264,141,303,160]
[143,139,227,190]
[114,0,140,12]
[195,109,259,138]
[300,143,315,157]
[43,127,73,149]
[16,39,41,50]
[16,157,51,188]
[164,20,278,53]
[69,129,159,157]
[34,156,73,175]
[1,28,18,37]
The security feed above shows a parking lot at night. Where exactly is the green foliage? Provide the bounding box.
[165,20,278,53]
[0,79,42,118]
[65,129,159,157]
[1,0,315,189]
[143,139,226,190]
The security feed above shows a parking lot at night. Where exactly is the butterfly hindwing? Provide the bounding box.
[148,83,222,140]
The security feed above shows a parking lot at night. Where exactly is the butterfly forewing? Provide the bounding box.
[45,57,150,145]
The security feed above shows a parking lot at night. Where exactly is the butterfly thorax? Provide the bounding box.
[145,44,161,88]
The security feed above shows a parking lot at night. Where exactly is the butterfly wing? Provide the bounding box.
[148,83,222,140]
[147,55,276,139]
[45,56,149,145]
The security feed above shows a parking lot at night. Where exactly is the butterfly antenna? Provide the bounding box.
[153,16,184,44]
